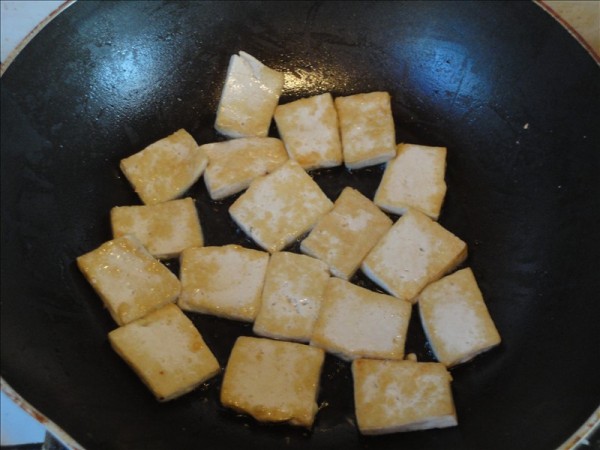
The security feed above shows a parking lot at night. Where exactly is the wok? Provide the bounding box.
[1,1,598,449]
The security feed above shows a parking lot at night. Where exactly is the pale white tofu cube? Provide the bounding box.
[202,137,288,200]
[418,268,501,367]
[361,208,467,303]
[352,359,457,434]
[334,92,396,169]
[221,336,325,428]
[215,51,284,138]
[300,187,392,280]
[178,245,269,322]
[76,235,180,326]
[108,304,220,402]
[375,143,447,220]
[253,252,330,342]
[110,197,203,259]
[120,129,207,205]
[310,278,412,361]
[274,93,343,170]
[229,160,333,253]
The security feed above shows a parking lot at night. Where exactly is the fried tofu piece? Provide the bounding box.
[300,187,392,280]
[120,129,207,205]
[178,245,269,322]
[215,51,284,138]
[253,252,330,342]
[274,93,343,170]
[418,268,501,367]
[110,197,203,259]
[374,143,447,220]
[361,209,467,303]
[310,278,411,361]
[202,137,288,200]
[77,235,180,326]
[229,160,333,253]
[352,359,457,434]
[334,92,396,169]
[221,336,325,428]
[108,304,220,402]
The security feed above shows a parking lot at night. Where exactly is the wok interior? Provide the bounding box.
[1,2,599,450]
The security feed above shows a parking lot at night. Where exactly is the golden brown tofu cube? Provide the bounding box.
[215,51,284,138]
[310,278,411,361]
[300,187,393,280]
[418,268,501,367]
[352,359,457,434]
[229,160,333,253]
[374,143,447,220]
[202,137,288,200]
[274,93,343,170]
[253,252,330,342]
[178,245,269,322]
[221,336,325,428]
[361,208,467,302]
[77,235,180,326]
[108,304,220,402]
[120,129,207,205]
[111,197,203,259]
[334,92,396,169]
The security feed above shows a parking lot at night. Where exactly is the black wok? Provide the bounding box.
[1,2,599,449]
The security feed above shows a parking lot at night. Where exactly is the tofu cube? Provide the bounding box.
[229,160,333,253]
[110,197,203,259]
[374,143,447,220]
[352,359,457,434]
[274,93,343,170]
[300,187,393,280]
[253,252,330,342]
[310,278,412,361]
[120,129,207,205]
[178,245,269,322]
[77,235,180,326]
[418,268,501,367]
[361,208,467,303]
[108,304,220,402]
[215,51,284,138]
[221,336,325,428]
[202,137,288,200]
[334,92,396,169]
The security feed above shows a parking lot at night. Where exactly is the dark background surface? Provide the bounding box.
[1,2,599,450]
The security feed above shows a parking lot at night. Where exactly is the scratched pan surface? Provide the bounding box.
[1,1,599,449]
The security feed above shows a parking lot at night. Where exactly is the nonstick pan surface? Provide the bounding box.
[1,2,599,450]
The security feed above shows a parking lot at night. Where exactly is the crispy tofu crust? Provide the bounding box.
[229,160,333,253]
[120,129,207,205]
[335,92,396,169]
[111,197,203,259]
[361,208,467,302]
[178,245,269,322]
[221,336,325,428]
[375,143,447,220]
[300,187,392,280]
[109,304,220,402]
[77,235,180,326]
[253,252,330,342]
[215,51,284,138]
[202,137,288,200]
[274,93,343,170]
[310,278,412,361]
[352,359,457,434]
[418,268,501,367]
